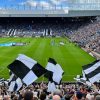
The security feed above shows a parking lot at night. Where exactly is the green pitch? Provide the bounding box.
[0,37,95,82]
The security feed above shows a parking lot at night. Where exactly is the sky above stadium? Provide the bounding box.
[0,0,98,10]
[0,0,70,9]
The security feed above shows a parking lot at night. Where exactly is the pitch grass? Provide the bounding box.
[0,37,95,82]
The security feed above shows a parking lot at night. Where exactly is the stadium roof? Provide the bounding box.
[0,0,100,17]
[0,0,100,10]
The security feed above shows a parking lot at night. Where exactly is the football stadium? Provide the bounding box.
[0,0,100,99]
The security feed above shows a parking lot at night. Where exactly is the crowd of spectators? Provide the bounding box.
[68,20,100,54]
[0,17,89,37]
[0,80,100,100]
[0,17,99,54]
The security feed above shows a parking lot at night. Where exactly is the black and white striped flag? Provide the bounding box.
[45,58,64,84]
[74,74,92,87]
[82,60,100,83]
[44,58,64,93]
[8,72,22,92]
[8,54,47,86]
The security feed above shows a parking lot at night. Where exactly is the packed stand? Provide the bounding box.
[0,17,100,54]
[0,80,100,100]
[68,20,100,54]
[0,17,89,37]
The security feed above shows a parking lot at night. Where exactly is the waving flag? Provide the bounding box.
[8,54,47,86]
[8,72,22,92]
[82,60,100,83]
[74,60,100,86]
[44,58,64,92]
[45,58,64,84]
